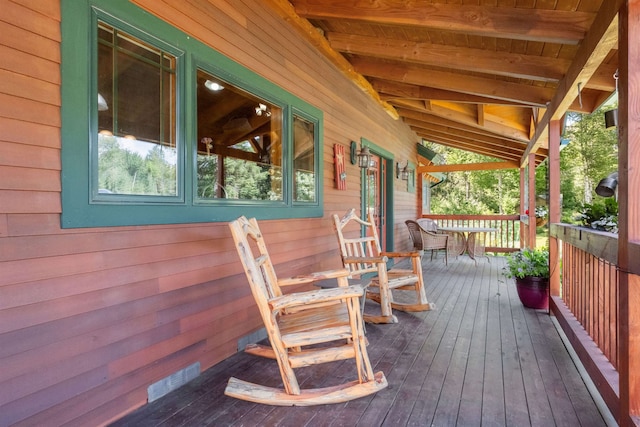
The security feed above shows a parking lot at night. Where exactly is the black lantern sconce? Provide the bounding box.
[396,161,409,180]
[356,145,373,169]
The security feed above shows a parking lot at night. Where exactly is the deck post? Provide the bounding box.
[548,120,561,297]
[618,1,640,425]
[528,153,536,248]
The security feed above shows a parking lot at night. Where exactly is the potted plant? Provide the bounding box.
[535,206,548,227]
[503,247,550,309]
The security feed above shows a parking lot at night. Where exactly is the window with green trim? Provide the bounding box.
[61,0,323,228]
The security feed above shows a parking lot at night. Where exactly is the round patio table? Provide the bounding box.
[437,226,496,263]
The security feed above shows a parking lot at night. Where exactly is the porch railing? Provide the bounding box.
[421,214,521,253]
[550,223,625,423]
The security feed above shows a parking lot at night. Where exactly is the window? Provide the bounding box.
[195,69,283,201]
[97,23,178,197]
[61,0,323,227]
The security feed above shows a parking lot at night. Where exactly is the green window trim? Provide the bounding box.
[61,0,323,228]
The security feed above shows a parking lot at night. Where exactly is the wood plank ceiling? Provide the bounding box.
[270,0,619,167]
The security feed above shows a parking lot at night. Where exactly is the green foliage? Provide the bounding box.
[579,198,618,233]
[428,146,520,215]
[503,247,550,279]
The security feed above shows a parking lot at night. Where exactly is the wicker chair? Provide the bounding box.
[405,220,449,265]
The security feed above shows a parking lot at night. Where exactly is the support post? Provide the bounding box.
[528,153,537,248]
[548,120,561,298]
[618,1,640,425]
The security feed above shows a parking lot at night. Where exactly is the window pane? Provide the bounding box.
[196,69,283,200]
[293,115,316,202]
[97,23,177,196]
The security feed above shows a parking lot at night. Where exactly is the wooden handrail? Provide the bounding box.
[421,214,521,253]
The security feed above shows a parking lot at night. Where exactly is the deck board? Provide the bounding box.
[110,256,609,427]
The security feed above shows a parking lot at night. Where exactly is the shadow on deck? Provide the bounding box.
[111,256,612,426]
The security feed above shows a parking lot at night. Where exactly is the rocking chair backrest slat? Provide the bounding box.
[333,209,383,277]
[229,216,282,305]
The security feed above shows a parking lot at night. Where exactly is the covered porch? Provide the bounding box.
[112,256,612,427]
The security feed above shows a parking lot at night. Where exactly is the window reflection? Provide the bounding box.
[96,23,177,196]
[196,70,283,200]
[293,115,316,202]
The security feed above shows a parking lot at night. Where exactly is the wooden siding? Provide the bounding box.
[0,0,422,425]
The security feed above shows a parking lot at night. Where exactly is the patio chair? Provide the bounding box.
[226,216,387,405]
[332,209,435,324]
[417,218,465,259]
[405,219,449,265]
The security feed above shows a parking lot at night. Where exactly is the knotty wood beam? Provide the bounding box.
[373,79,525,106]
[395,104,531,142]
[327,32,570,82]
[524,0,621,166]
[351,57,555,107]
[419,161,518,173]
[405,118,529,155]
[262,0,399,119]
[293,1,594,44]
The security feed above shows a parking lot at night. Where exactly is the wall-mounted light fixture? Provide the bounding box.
[396,161,409,180]
[596,171,618,199]
[357,145,372,169]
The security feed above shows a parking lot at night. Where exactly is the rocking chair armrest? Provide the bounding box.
[269,285,364,312]
[381,251,421,259]
[343,256,388,264]
[277,269,350,287]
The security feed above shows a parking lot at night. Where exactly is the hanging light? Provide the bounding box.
[596,171,618,199]
[605,109,618,129]
[604,70,618,129]
[357,145,372,169]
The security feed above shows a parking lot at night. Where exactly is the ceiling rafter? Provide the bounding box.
[292,1,595,44]
[350,57,555,106]
[327,32,570,82]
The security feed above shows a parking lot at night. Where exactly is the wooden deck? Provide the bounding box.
[111,256,611,427]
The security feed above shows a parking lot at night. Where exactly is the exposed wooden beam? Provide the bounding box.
[524,0,621,165]
[374,79,525,106]
[394,103,530,142]
[414,131,522,162]
[327,32,569,82]
[405,118,529,155]
[293,1,594,44]
[419,161,519,173]
[261,0,399,119]
[351,57,555,106]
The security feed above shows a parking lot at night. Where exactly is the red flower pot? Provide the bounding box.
[515,276,549,309]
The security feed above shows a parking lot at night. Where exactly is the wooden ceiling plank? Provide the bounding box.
[394,102,531,141]
[374,79,527,106]
[292,1,594,44]
[419,161,519,173]
[351,56,555,106]
[327,32,570,82]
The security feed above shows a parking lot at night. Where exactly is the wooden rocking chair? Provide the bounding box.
[332,209,435,324]
[226,216,387,406]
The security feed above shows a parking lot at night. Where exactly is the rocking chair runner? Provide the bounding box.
[226,216,387,406]
[332,209,435,324]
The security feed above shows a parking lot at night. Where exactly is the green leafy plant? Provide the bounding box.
[579,198,618,233]
[503,247,549,279]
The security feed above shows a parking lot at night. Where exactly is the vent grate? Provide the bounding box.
[147,362,200,402]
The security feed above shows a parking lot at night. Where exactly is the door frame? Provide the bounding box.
[360,138,395,251]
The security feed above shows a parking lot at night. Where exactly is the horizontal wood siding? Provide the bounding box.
[0,0,421,425]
